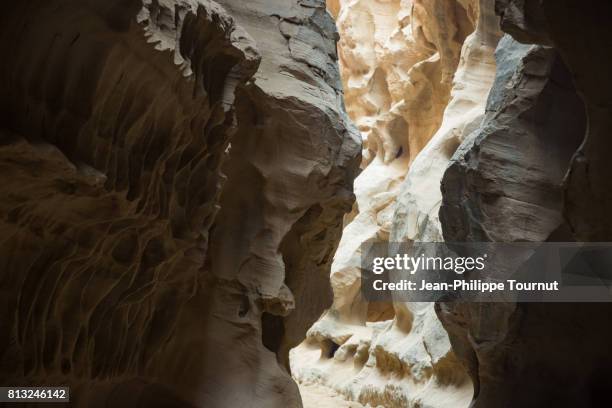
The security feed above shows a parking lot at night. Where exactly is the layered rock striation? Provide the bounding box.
[0,1,359,407]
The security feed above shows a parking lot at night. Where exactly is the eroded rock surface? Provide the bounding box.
[203,0,360,405]
[496,0,612,243]
[438,8,612,404]
[294,0,612,407]
[0,1,358,407]
[291,1,499,407]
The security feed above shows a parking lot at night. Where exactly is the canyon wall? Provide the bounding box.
[2,0,611,407]
[294,1,612,407]
[436,1,612,407]
[0,1,359,407]
[291,1,501,407]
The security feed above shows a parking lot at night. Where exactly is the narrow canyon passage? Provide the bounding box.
[290,0,496,405]
[1,1,612,408]
[291,0,612,408]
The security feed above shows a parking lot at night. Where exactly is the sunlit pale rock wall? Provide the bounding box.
[0,1,359,407]
[291,1,500,407]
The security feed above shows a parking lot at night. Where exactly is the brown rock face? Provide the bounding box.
[496,0,612,242]
[0,1,359,407]
[202,0,360,405]
[441,37,585,244]
[437,1,612,406]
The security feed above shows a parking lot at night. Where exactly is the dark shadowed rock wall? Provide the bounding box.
[496,0,612,243]
[437,1,612,407]
[0,1,359,407]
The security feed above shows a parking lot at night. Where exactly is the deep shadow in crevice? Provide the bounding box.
[261,312,285,354]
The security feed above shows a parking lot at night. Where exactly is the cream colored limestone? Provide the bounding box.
[292,1,501,407]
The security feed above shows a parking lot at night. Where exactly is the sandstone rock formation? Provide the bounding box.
[292,1,500,407]
[435,1,612,407]
[3,0,611,407]
[0,1,359,407]
[438,34,587,405]
[202,0,360,405]
[295,1,612,407]
[496,0,612,243]
[392,0,500,244]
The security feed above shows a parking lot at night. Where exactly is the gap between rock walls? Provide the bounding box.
[1,1,611,408]
[292,1,612,408]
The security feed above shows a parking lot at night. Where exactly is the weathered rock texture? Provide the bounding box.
[0,0,359,407]
[392,0,500,244]
[439,34,587,406]
[203,0,360,405]
[292,1,500,407]
[437,1,612,406]
[496,0,612,243]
